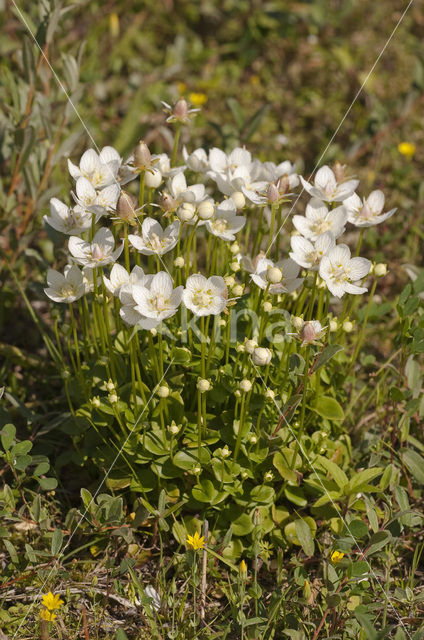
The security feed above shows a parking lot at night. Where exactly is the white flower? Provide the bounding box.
[183,274,228,316]
[292,198,347,241]
[117,268,158,328]
[69,227,123,268]
[44,198,91,235]
[132,272,183,321]
[289,232,335,270]
[343,190,396,227]
[208,147,252,174]
[168,172,206,205]
[152,153,184,177]
[68,146,122,188]
[128,218,180,256]
[252,347,272,366]
[103,263,138,296]
[44,265,85,303]
[251,159,299,189]
[73,177,120,216]
[319,244,371,298]
[205,200,246,241]
[182,147,209,172]
[300,165,358,203]
[211,166,267,202]
[251,258,303,294]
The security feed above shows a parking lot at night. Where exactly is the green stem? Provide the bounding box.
[171,124,182,166]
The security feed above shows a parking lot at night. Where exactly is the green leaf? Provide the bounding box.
[295,518,315,556]
[311,345,344,372]
[231,513,254,535]
[1,424,16,451]
[355,611,377,639]
[345,468,383,495]
[38,477,58,491]
[316,455,348,490]
[284,485,307,506]
[311,396,344,421]
[192,479,218,503]
[367,531,391,555]
[401,449,424,484]
[273,452,298,484]
[51,529,63,556]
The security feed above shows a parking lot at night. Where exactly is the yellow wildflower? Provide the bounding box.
[186,531,205,550]
[239,559,247,578]
[41,591,64,611]
[397,142,415,158]
[189,92,208,107]
[177,82,187,94]
[39,608,57,622]
[109,13,120,38]
[331,550,345,563]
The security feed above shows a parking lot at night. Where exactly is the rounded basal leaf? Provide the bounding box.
[222,538,243,559]
[272,505,290,525]
[249,485,275,504]
[284,485,307,506]
[273,451,300,484]
[173,448,210,470]
[143,430,170,456]
[284,517,316,548]
[38,477,58,491]
[105,476,131,490]
[311,396,345,421]
[192,479,218,503]
[231,512,254,535]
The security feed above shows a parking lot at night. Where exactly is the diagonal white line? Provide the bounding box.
[266,0,415,256]
[11,359,174,638]
[250,360,412,638]
[10,0,173,279]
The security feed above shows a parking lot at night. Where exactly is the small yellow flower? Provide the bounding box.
[41,591,64,611]
[239,559,247,578]
[186,531,205,550]
[397,142,415,158]
[189,92,208,107]
[331,550,345,563]
[39,608,57,622]
[109,13,120,38]
[249,75,260,86]
[177,82,187,94]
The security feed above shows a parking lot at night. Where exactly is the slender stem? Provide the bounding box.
[171,124,182,166]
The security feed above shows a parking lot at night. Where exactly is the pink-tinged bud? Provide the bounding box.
[300,321,322,344]
[173,98,189,120]
[160,192,178,212]
[360,203,372,219]
[133,141,151,170]
[266,183,280,203]
[117,192,137,221]
[276,175,290,195]
[333,162,346,183]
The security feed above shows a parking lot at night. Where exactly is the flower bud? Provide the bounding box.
[106,380,115,392]
[192,465,202,475]
[117,192,137,221]
[329,319,338,332]
[239,559,247,579]
[218,318,226,327]
[177,202,196,222]
[264,471,274,482]
[230,261,240,272]
[252,347,272,366]
[343,320,353,333]
[224,275,235,288]
[157,386,170,398]
[160,192,178,212]
[232,284,243,297]
[374,263,387,277]
[266,266,283,284]
[263,301,273,312]
[230,242,240,254]
[133,141,151,170]
[241,470,249,479]
[168,421,180,435]
[145,168,162,188]
[245,339,258,354]
[197,200,215,220]
[174,256,185,268]
[266,183,280,203]
[92,396,101,408]
[249,434,258,444]
[231,191,245,209]
[276,175,290,195]
[173,97,189,121]
[265,389,275,400]
[234,389,242,399]
[221,445,231,458]
[300,321,322,344]
[236,344,245,353]
[109,393,118,404]
[197,379,211,393]
[239,379,252,393]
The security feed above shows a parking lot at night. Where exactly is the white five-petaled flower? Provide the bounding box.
[319,244,371,298]
[293,198,347,241]
[250,159,299,189]
[68,146,122,188]
[103,264,145,296]
[44,265,85,303]
[69,228,123,268]
[44,198,92,235]
[289,232,335,270]
[73,177,120,216]
[117,267,157,327]
[343,190,397,227]
[132,272,183,322]
[182,147,209,172]
[206,200,246,241]
[128,218,180,256]
[300,165,359,203]
[251,258,303,294]
[183,274,228,316]
[211,165,267,201]
[208,147,252,174]
[167,172,206,205]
